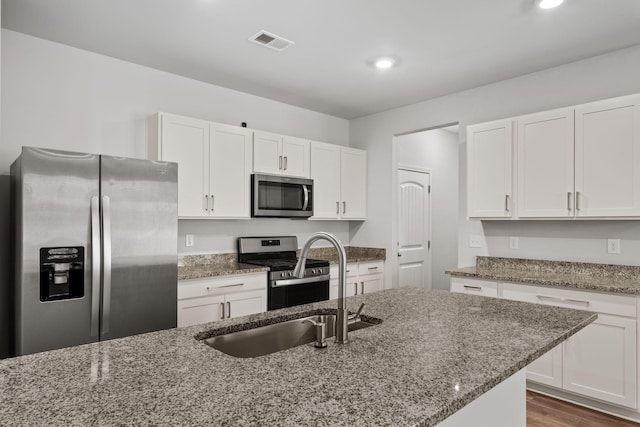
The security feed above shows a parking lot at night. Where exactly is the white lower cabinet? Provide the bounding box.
[330,261,384,300]
[177,273,267,327]
[501,281,637,409]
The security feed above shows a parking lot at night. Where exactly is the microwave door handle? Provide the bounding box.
[302,184,309,211]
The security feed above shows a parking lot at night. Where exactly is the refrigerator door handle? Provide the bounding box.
[101,195,112,335]
[90,196,101,337]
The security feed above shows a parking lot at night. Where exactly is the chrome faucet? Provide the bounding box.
[294,232,350,344]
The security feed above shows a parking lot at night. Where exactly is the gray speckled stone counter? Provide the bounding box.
[178,253,267,280]
[307,246,386,264]
[0,288,594,426]
[447,256,640,295]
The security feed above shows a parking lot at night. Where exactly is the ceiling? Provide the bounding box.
[3,0,640,119]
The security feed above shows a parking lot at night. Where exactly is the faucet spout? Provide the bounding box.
[294,232,349,344]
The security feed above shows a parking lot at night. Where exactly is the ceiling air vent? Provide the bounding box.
[249,31,295,52]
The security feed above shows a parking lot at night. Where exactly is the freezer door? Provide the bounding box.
[99,156,177,340]
[12,147,100,355]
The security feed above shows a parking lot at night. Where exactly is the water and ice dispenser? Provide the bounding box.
[39,247,84,301]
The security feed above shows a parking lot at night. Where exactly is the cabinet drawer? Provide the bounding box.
[178,273,266,300]
[358,261,384,276]
[331,263,358,278]
[502,282,636,317]
[450,278,498,297]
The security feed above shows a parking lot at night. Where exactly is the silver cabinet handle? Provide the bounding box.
[279,155,283,170]
[220,302,225,320]
[204,195,208,212]
[360,282,364,295]
[368,266,378,270]
[284,156,288,170]
[567,192,572,212]
[101,195,112,335]
[537,295,589,306]
[463,285,482,291]
[576,191,581,212]
[210,194,214,212]
[90,196,101,337]
[343,201,346,214]
[354,283,358,295]
[227,302,231,319]
[505,195,510,213]
[336,201,340,214]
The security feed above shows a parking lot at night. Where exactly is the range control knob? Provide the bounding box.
[312,269,317,275]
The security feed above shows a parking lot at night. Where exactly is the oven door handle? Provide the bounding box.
[271,274,330,287]
[302,184,309,211]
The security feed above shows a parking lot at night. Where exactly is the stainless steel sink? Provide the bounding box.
[204,314,379,358]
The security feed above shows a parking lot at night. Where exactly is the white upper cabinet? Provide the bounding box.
[148,113,252,218]
[575,95,640,217]
[467,120,513,218]
[340,147,367,220]
[310,141,341,219]
[253,131,310,178]
[209,123,253,218]
[310,142,367,220]
[517,108,575,218]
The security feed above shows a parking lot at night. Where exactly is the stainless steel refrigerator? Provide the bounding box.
[11,147,178,356]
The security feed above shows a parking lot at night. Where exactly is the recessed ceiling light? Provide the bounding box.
[375,58,395,70]
[536,0,564,9]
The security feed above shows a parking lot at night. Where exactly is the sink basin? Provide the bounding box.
[204,314,379,358]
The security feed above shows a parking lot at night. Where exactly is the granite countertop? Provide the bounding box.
[0,288,595,426]
[447,256,640,295]
[178,246,386,280]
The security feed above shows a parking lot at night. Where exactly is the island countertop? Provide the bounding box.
[0,288,595,426]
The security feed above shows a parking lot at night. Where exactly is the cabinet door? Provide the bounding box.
[527,347,563,388]
[575,95,640,217]
[359,275,383,295]
[563,314,637,408]
[225,290,267,319]
[177,295,225,327]
[282,136,310,178]
[310,141,341,219]
[160,114,210,217]
[467,120,513,218]
[253,131,283,175]
[340,147,367,219]
[210,123,252,218]
[517,109,575,218]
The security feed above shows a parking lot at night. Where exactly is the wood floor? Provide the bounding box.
[527,391,638,426]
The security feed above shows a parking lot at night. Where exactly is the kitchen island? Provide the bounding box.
[0,288,595,426]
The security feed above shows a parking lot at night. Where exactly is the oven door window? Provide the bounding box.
[269,280,329,310]
[258,181,309,211]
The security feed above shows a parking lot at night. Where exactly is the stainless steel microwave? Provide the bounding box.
[251,174,313,218]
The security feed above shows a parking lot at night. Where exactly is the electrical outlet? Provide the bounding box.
[469,235,482,248]
[185,234,195,247]
[509,236,519,250]
[607,239,620,254]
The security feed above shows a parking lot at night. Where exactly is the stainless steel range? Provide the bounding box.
[237,236,330,310]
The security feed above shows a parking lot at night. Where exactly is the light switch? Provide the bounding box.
[509,236,519,250]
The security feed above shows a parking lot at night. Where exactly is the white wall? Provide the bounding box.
[1,30,351,255]
[349,44,640,286]
[397,129,458,290]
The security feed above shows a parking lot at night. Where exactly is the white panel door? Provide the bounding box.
[310,141,341,219]
[575,95,640,217]
[282,136,310,178]
[467,120,513,218]
[253,131,283,175]
[517,109,575,218]
[177,295,224,327]
[340,147,367,219]
[563,314,637,408]
[225,290,267,320]
[160,114,209,217]
[209,123,252,218]
[397,169,431,288]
